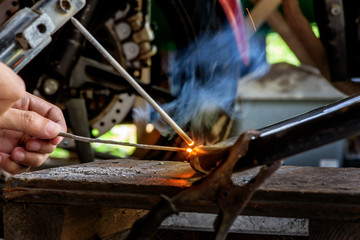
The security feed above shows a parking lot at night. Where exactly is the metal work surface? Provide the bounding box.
[5,159,360,220]
[5,159,360,239]
[162,213,309,236]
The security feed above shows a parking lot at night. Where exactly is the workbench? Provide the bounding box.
[3,159,360,240]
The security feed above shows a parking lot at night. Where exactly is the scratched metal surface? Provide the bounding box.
[5,160,360,219]
[5,160,201,195]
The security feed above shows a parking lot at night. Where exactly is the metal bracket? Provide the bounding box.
[15,13,56,49]
[0,0,86,72]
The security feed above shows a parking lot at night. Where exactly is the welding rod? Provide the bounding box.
[70,17,194,146]
[58,132,188,152]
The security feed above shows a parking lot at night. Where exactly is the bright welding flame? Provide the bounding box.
[186,148,193,153]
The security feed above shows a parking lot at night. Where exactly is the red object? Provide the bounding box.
[218,0,249,65]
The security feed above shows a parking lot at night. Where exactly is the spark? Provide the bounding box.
[186,148,193,153]
[246,8,257,32]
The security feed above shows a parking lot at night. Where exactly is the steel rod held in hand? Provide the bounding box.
[70,17,194,146]
[58,132,188,152]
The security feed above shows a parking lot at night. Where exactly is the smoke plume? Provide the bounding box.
[134,2,268,144]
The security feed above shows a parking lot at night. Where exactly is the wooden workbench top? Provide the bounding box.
[4,159,360,220]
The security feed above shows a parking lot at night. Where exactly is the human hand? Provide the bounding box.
[0,63,67,174]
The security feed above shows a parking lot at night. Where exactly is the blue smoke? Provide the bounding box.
[134,22,268,143]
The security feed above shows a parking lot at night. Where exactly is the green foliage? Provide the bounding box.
[266,24,320,66]
[91,124,137,158]
[50,147,70,158]
[51,124,137,159]
[266,31,301,66]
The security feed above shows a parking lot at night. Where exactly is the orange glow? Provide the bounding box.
[188,141,195,147]
[186,148,193,153]
[192,146,205,154]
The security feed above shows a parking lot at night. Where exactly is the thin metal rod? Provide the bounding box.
[59,132,188,152]
[71,17,194,146]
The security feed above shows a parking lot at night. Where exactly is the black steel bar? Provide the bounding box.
[235,94,360,169]
[65,98,94,163]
